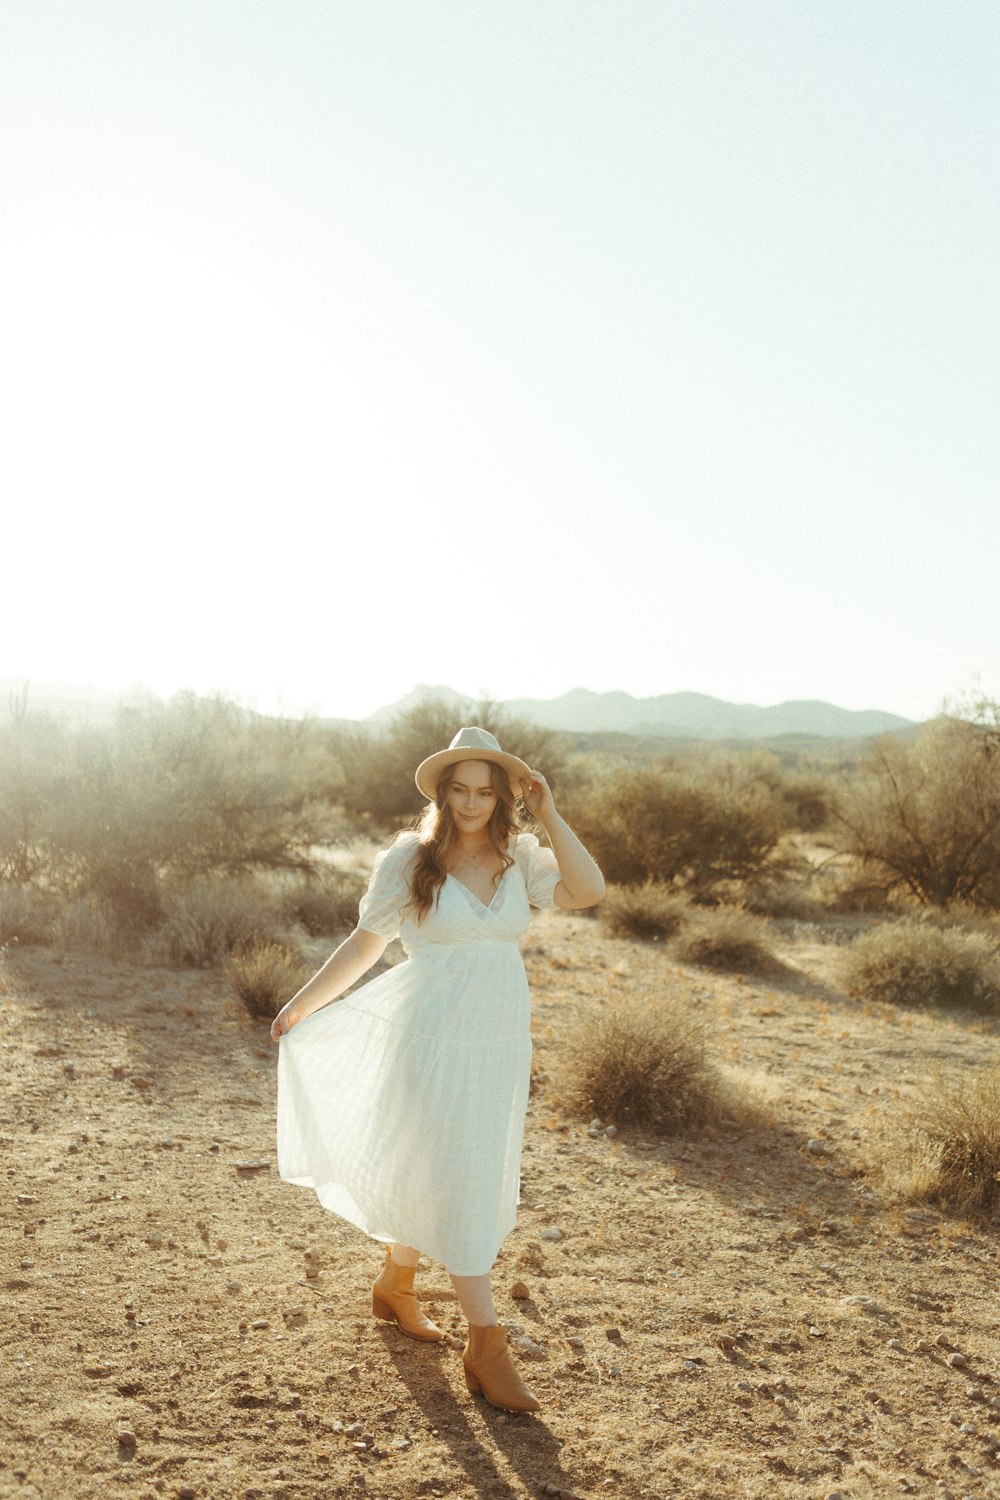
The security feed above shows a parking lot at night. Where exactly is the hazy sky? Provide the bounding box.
[2,1,997,722]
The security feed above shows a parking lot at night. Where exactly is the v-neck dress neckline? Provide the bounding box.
[446,864,509,913]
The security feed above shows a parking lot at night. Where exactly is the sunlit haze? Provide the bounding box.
[3,2,998,723]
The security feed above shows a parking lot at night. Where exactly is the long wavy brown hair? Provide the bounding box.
[404,760,525,923]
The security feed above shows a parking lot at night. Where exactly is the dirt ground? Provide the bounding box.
[3,909,1000,1500]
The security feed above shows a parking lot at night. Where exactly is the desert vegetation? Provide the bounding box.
[5,690,1000,1497]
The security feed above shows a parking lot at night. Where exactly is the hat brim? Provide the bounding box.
[415,748,532,802]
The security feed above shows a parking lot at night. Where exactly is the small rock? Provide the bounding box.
[567,1336,585,1350]
[235,1159,271,1175]
[304,1249,321,1278]
[605,1327,623,1344]
[588,1119,604,1131]
[110,1061,126,1077]
[840,1295,886,1314]
[178,1488,196,1499]
[604,1125,617,1138]
[949,1411,964,1425]
[915,1339,934,1353]
[960,1422,977,1435]
[539,1227,564,1242]
[116,1425,137,1447]
[806,1139,827,1155]
[391,1436,412,1451]
[226,1281,242,1295]
[250,1318,269,1330]
[587,1127,604,1138]
[510,1280,530,1300]
[282,1307,307,1328]
[947,1353,969,1369]
[16,1195,38,1206]
[808,1326,825,1338]
[936,1333,954,1348]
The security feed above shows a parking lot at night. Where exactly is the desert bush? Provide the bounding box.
[834,712,1000,910]
[877,1066,1000,1215]
[331,693,568,828]
[156,877,291,968]
[558,993,730,1134]
[841,921,1000,1013]
[51,900,121,958]
[0,701,68,881]
[602,883,688,940]
[731,872,828,922]
[278,870,367,937]
[34,693,339,925]
[562,758,782,891]
[670,906,781,975]
[0,883,57,945]
[226,939,313,1020]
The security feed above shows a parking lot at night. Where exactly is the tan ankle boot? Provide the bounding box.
[371,1248,444,1342]
[462,1322,541,1412]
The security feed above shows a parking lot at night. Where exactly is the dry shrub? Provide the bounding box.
[226,940,312,1020]
[671,906,781,975]
[51,900,121,958]
[563,759,782,891]
[875,1066,1000,1215]
[724,873,828,922]
[156,878,290,968]
[559,994,730,1134]
[279,870,367,937]
[834,714,1000,910]
[0,883,56,945]
[602,883,688,940]
[841,921,1000,1013]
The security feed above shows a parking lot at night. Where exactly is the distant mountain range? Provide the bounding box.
[366,683,915,740]
[1,677,916,741]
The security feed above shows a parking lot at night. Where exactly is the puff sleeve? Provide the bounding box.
[513,832,561,910]
[356,835,417,941]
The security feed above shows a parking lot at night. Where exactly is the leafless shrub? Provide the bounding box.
[226,940,312,1020]
[834,713,1000,910]
[840,920,1000,1013]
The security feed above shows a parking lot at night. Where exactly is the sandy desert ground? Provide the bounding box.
[2,909,999,1500]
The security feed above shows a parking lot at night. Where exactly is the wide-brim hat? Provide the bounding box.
[415,726,532,802]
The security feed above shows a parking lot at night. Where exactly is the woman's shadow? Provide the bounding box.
[374,1320,581,1498]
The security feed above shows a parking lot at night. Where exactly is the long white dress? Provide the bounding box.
[275,831,561,1277]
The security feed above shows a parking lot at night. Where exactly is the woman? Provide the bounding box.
[271,726,605,1413]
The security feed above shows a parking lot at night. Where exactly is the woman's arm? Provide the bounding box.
[522,772,606,910]
[270,928,387,1041]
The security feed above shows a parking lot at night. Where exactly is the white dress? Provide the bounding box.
[275,831,561,1277]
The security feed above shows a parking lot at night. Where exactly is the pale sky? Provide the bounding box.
[2,1,997,723]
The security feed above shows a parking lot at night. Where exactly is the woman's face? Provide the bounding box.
[445,760,498,835]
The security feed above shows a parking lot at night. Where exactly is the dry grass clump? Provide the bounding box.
[874,1066,1000,1215]
[601,883,688,940]
[278,870,367,937]
[226,940,313,1020]
[841,921,1000,1013]
[671,905,782,976]
[155,877,291,968]
[558,993,732,1135]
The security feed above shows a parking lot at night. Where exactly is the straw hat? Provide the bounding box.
[415,727,532,802]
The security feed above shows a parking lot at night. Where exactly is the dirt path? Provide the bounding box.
[3,915,999,1499]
